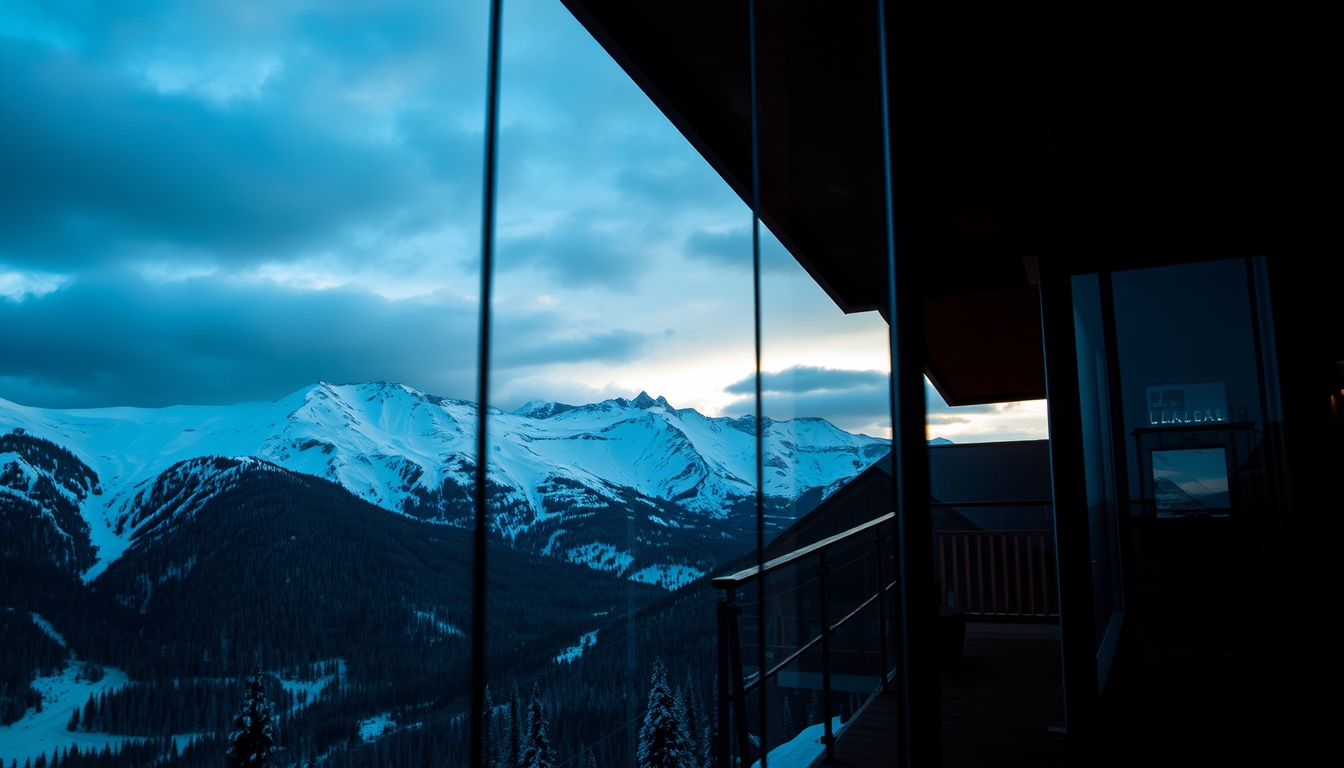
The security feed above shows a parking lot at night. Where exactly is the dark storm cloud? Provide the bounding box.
[723,366,887,428]
[478,1,753,291]
[0,3,489,271]
[497,220,643,289]
[0,0,795,409]
[0,275,470,407]
[0,0,741,289]
[724,366,886,396]
[493,324,652,368]
[722,366,1000,428]
[0,274,655,409]
[927,415,972,425]
[685,230,751,271]
[684,229,797,273]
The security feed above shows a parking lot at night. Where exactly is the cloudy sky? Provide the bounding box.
[0,0,1045,442]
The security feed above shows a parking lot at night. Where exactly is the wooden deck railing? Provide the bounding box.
[935,530,1058,618]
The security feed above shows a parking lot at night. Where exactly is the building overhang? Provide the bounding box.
[561,1,1309,405]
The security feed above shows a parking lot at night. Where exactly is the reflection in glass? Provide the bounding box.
[1151,448,1230,514]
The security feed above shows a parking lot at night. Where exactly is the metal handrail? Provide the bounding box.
[712,512,895,590]
[711,501,1050,591]
[715,512,897,766]
[741,576,899,696]
[931,499,1052,508]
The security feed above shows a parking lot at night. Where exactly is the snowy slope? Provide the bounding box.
[0,613,134,764]
[0,383,888,583]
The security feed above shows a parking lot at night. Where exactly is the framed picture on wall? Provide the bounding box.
[1133,423,1254,518]
[1150,447,1230,515]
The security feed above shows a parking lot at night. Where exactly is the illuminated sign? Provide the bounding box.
[1145,382,1228,426]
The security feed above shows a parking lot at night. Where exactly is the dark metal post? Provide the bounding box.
[877,1,939,764]
[717,595,734,767]
[818,551,835,761]
[747,0,769,762]
[1038,261,1100,733]
[875,526,891,693]
[727,594,754,765]
[470,2,503,767]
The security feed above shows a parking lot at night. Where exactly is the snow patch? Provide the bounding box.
[540,528,567,556]
[275,659,343,714]
[751,716,845,768]
[30,612,68,649]
[358,713,396,741]
[0,660,130,763]
[628,564,704,591]
[555,631,599,664]
[565,542,634,575]
[412,611,463,638]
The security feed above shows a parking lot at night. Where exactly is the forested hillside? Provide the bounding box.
[2,457,671,765]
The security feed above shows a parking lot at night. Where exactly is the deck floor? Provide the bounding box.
[831,622,1081,767]
[826,620,1305,767]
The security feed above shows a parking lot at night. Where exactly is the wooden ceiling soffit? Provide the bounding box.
[925,286,1045,407]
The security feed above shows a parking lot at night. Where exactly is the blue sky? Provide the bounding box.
[0,0,1045,441]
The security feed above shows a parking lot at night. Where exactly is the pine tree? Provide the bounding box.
[226,668,276,768]
[708,674,719,765]
[509,684,523,768]
[682,672,704,768]
[483,686,496,768]
[637,660,692,768]
[519,684,554,768]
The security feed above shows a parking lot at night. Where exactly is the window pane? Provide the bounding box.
[483,2,753,765]
[0,2,490,765]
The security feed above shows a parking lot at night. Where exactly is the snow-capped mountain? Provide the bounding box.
[0,382,888,587]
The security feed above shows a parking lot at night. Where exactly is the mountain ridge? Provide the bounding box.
[0,382,889,586]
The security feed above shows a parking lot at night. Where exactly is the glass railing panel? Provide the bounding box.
[716,512,897,766]
[822,531,889,708]
[746,643,833,768]
[753,164,894,763]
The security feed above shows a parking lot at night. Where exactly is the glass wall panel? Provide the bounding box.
[1110,258,1270,651]
[482,2,753,765]
[754,212,895,763]
[0,2,490,766]
[1111,260,1263,509]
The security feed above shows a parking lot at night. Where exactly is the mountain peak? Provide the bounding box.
[513,400,578,420]
[630,392,676,412]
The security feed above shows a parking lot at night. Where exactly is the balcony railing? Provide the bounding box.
[712,502,1057,766]
[712,513,897,767]
[934,530,1058,619]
